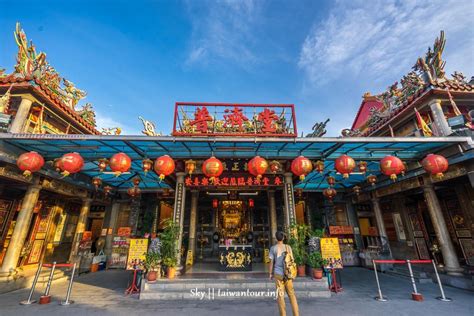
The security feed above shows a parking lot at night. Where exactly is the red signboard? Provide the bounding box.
[173,102,297,137]
[329,226,354,235]
[184,175,283,187]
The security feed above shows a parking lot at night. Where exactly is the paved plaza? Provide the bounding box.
[0,267,472,316]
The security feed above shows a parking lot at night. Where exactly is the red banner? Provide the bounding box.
[184,175,283,187]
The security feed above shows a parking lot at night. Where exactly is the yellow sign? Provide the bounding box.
[126,238,149,270]
[320,238,343,269]
[263,248,270,263]
[186,250,193,266]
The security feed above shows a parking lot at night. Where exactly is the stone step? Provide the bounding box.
[36,269,68,284]
[386,267,433,284]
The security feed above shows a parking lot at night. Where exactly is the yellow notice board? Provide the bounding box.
[126,238,149,270]
[320,238,343,269]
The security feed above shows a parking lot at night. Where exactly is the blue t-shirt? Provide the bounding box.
[269,244,292,276]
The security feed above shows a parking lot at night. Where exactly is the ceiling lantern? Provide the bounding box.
[53,158,61,172]
[154,155,175,181]
[422,154,449,179]
[17,151,44,177]
[314,160,325,173]
[98,158,109,172]
[142,159,153,175]
[185,159,197,175]
[291,156,313,180]
[212,199,218,209]
[248,198,255,208]
[358,161,368,173]
[132,177,141,187]
[269,160,282,174]
[335,154,356,178]
[326,176,336,187]
[380,155,405,181]
[92,177,102,190]
[367,174,377,186]
[127,186,141,198]
[323,188,337,201]
[58,152,84,177]
[110,152,131,176]
[202,156,224,180]
[104,185,113,196]
[295,188,303,198]
[248,156,268,179]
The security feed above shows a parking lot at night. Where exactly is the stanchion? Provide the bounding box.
[329,268,343,293]
[39,261,56,304]
[125,269,141,295]
[20,261,43,305]
[432,260,452,302]
[60,263,77,306]
[406,260,423,301]
[372,260,387,301]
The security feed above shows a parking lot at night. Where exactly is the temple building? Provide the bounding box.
[0,25,472,293]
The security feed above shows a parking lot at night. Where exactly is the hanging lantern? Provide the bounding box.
[98,158,109,172]
[269,160,282,174]
[16,151,44,177]
[185,159,197,175]
[295,188,303,198]
[162,188,171,197]
[358,161,368,173]
[127,186,141,197]
[314,160,325,173]
[353,185,361,196]
[103,185,113,195]
[248,198,254,208]
[58,152,84,177]
[326,176,336,187]
[291,156,313,180]
[202,156,224,180]
[142,159,153,175]
[335,154,356,178]
[401,162,408,176]
[422,154,449,179]
[380,155,405,181]
[132,177,141,187]
[53,158,61,172]
[367,174,377,186]
[248,156,268,179]
[109,152,132,176]
[212,199,218,209]
[154,155,175,181]
[323,188,337,201]
[92,177,102,190]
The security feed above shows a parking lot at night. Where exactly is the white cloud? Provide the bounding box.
[95,110,141,135]
[298,0,474,87]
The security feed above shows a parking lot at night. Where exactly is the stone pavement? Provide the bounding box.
[0,267,472,316]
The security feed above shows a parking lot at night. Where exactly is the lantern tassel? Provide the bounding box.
[61,171,70,177]
[159,174,165,183]
[299,175,305,181]
[114,171,121,177]
[22,170,31,177]
[390,174,397,181]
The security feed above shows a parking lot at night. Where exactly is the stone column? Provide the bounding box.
[423,184,463,275]
[128,197,141,236]
[0,183,41,274]
[268,190,277,244]
[429,99,452,136]
[173,172,186,270]
[69,198,92,261]
[186,190,198,265]
[9,95,35,133]
[345,200,364,251]
[104,201,121,260]
[283,172,297,233]
[371,196,387,238]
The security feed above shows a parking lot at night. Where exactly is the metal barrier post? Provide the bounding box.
[20,261,43,305]
[407,260,423,301]
[372,260,387,301]
[60,263,76,306]
[432,260,452,302]
[39,262,56,304]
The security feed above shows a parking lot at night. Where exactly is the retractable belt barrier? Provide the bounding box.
[372,259,452,302]
[20,261,77,306]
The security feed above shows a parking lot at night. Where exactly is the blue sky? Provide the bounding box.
[1,0,473,136]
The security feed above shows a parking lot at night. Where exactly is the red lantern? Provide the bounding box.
[53,158,61,172]
[17,151,44,177]
[248,198,254,208]
[92,177,102,190]
[154,155,175,181]
[202,156,224,180]
[380,155,405,181]
[248,156,268,178]
[314,160,325,173]
[291,156,313,180]
[104,185,113,195]
[326,176,336,187]
[323,188,337,201]
[58,152,84,177]
[142,159,153,175]
[132,177,141,187]
[367,174,377,186]
[212,199,218,209]
[335,154,356,178]
[110,153,131,176]
[98,158,109,172]
[185,159,197,175]
[269,160,281,174]
[422,154,449,179]
[358,161,367,173]
[127,186,141,197]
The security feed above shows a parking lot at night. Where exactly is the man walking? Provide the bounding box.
[269,231,299,316]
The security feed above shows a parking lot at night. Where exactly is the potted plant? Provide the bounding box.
[289,224,310,277]
[307,251,327,279]
[292,245,307,277]
[143,251,161,282]
[160,219,179,279]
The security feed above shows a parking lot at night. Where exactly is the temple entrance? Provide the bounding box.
[218,200,250,243]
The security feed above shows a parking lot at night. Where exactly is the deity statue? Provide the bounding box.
[0,85,13,114]
[413,31,446,83]
[451,71,467,83]
[101,127,122,135]
[76,103,96,126]
[139,116,161,136]
[63,78,87,109]
[306,118,330,137]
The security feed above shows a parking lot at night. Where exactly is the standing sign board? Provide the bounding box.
[126,238,148,270]
[321,238,343,269]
